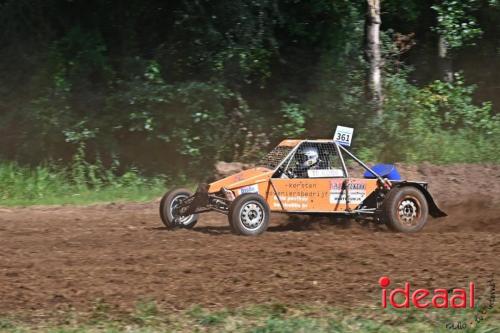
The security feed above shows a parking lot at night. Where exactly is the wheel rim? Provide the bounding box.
[239,201,265,231]
[170,194,194,225]
[397,196,421,226]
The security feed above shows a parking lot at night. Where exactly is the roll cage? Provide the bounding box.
[270,140,386,183]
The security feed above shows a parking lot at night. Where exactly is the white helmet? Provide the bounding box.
[298,146,319,168]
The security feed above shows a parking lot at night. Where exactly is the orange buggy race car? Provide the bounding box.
[160,127,446,236]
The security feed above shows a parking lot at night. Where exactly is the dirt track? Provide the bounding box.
[0,164,499,316]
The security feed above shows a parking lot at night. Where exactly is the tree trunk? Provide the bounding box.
[366,0,383,116]
[438,35,453,82]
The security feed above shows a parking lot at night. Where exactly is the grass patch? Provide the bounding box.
[1,302,498,333]
[187,305,230,326]
[0,184,167,207]
[0,162,171,206]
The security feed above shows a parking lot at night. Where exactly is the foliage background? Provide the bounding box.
[0,0,499,188]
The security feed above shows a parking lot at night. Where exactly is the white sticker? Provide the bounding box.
[307,169,344,178]
[239,184,259,195]
[333,126,354,146]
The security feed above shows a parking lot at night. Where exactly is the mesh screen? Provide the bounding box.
[284,142,345,178]
[258,141,348,178]
[258,145,294,170]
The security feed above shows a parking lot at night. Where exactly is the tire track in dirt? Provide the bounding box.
[0,164,499,316]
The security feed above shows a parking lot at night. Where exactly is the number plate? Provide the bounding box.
[333,126,354,146]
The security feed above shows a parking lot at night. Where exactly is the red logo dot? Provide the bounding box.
[379,276,390,288]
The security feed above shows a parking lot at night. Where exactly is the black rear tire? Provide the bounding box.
[382,186,429,233]
[159,188,198,229]
[229,194,270,236]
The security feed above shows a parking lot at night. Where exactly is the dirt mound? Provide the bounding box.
[0,163,499,317]
[214,161,253,178]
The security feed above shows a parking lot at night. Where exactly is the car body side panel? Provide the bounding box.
[208,167,273,193]
[264,178,379,212]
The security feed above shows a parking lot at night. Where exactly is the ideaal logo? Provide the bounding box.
[378,275,496,330]
[379,276,475,309]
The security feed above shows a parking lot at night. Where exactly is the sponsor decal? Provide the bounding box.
[239,184,259,194]
[272,195,308,210]
[272,181,325,210]
[329,180,366,204]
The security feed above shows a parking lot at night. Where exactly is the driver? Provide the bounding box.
[292,146,320,178]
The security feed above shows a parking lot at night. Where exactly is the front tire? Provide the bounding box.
[382,186,429,233]
[159,188,198,229]
[229,194,270,236]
